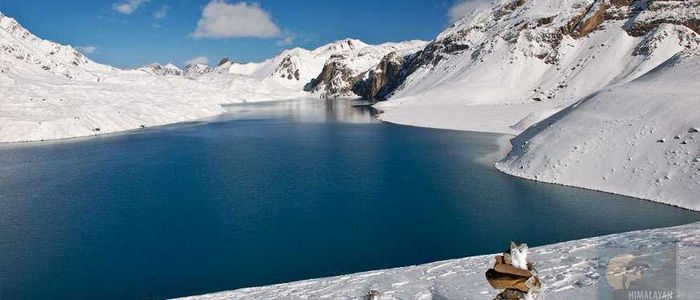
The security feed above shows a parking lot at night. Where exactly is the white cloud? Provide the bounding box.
[276,35,295,46]
[76,45,99,55]
[185,56,210,66]
[448,0,492,22]
[191,0,281,39]
[112,0,150,15]
[154,5,169,19]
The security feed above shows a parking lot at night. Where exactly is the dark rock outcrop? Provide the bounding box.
[217,57,231,67]
[305,55,355,97]
[352,52,414,100]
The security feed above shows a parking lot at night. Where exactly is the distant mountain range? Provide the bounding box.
[0,12,422,142]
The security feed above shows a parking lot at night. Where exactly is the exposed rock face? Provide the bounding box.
[305,55,354,97]
[217,57,230,67]
[562,1,610,38]
[559,0,700,38]
[183,63,211,78]
[139,63,183,76]
[353,52,413,100]
[260,39,368,87]
[273,55,302,81]
[359,0,700,103]
[352,31,478,100]
[623,0,700,36]
[304,41,426,99]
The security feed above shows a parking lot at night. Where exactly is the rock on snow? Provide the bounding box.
[177,221,700,300]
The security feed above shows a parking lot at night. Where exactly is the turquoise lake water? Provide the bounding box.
[1,99,698,299]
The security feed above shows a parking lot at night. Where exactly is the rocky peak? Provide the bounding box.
[353,51,415,100]
[272,54,302,81]
[353,0,700,102]
[0,11,111,80]
[305,40,426,99]
[140,63,183,76]
[314,38,369,55]
[304,58,353,96]
[217,57,231,67]
[183,63,211,78]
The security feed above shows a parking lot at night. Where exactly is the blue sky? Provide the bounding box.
[0,0,481,68]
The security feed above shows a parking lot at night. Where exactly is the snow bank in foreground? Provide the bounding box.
[497,54,700,211]
[177,221,700,300]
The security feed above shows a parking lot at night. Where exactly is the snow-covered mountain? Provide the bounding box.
[136,39,394,102]
[0,12,116,80]
[138,63,183,76]
[0,12,241,143]
[304,40,426,98]
[370,0,700,210]
[183,63,211,78]
[212,39,375,101]
[374,0,699,131]
[386,0,698,101]
[0,12,400,142]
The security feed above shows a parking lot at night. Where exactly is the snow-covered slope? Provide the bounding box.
[178,221,700,300]
[0,12,250,143]
[212,39,373,101]
[0,12,393,143]
[366,0,700,211]
[373,0,699,134]
[138,63,184,76]
[183,63,212,78]
[304,40,426,98]
[0,12,116,80]
[138,39,386,102]
[497,53,700,210]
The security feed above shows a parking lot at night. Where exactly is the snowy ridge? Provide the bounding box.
[139,63,184,76]
[177,221,700,299]
[0,13,397,142]
[373,0,700,211]
[375,0,699,133]
[0,12,115,80]
[305,40,427,98]
[215,39,373,101]
[137,39,381,102]
[496,52,700,211]
[0,12,245,143]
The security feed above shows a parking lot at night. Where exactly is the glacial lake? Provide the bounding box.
[1,99,698,300]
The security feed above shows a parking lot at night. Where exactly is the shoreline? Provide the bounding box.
[5,99,698,299]
[177,103,700,299]
[377,103,700,213]
[378,115,700,213]
[0,111,225,147]
[0,97,334,146]
[177,220,700,299]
